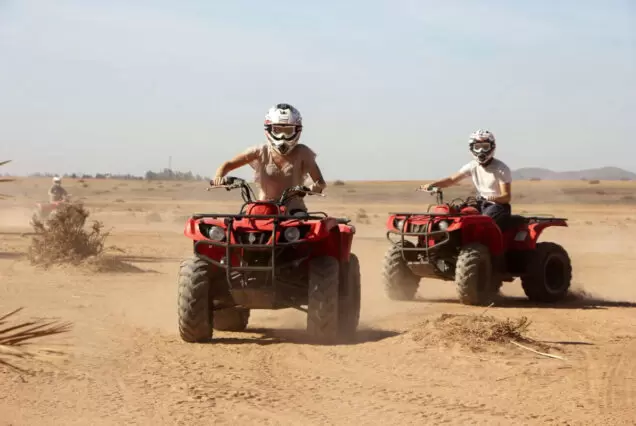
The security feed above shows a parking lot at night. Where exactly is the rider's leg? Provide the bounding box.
[288,208,308,217]
[481,202,511,229]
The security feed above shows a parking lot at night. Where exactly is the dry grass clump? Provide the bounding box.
[28,203,110,267]
[145,211,162,222]
[0,308,72,372]
[412,313,535,351]
[355,208,370,224]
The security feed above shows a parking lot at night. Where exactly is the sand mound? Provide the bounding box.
[80,255,145,273]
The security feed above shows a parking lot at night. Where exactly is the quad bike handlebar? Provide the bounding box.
[416,185,484,211]
[416,185,444,204]
[208,176,324,205]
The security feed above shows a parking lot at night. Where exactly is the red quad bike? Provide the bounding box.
[178,177,361,344]
[33,195,72,222]
[381,187,572,306]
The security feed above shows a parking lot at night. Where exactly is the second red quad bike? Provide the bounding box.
[178,177,360,344]
[382,187,572,305]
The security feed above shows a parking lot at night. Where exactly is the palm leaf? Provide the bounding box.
[0,308,72,372]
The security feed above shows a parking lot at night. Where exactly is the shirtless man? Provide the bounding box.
[212,103,327,215]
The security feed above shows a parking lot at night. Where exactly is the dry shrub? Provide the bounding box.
[145,211,162,222]
[412,313,535,351]
[333,179,346,186]
[28,203,110,267]
[0,307,72,372]
[356,208,370,224]
[173,214,189,224]
[588,179,601,185]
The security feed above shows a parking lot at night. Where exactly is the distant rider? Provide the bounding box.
[212,103,327,215]
[421,129,513,229]
[48,176,69,203]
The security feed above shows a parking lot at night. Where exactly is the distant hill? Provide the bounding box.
[513,166,636,181]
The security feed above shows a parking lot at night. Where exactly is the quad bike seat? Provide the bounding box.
[499,214,528,231]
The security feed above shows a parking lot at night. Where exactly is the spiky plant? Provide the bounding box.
[0,307,72,372]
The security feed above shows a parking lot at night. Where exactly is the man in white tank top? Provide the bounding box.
[421,129,513,229]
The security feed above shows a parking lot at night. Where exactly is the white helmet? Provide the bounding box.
[264,103,303,155]
[53,176,62,184]
[468,129,496,164]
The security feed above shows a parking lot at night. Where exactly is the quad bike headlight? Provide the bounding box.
[438,220,450,231]
[207,226,226,241]
[394,219,405,230]
[283,226,301,242]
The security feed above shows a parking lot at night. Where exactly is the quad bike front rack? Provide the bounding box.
[192,200,351,296]
[386,212,454,267]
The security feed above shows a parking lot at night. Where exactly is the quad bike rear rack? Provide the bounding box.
[192,201,351,293]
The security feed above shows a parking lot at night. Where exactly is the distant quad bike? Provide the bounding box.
[33,195,72,222]
[382,187,572,306]
[177,177,361,344]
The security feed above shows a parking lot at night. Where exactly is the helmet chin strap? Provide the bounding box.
[273,141,289,155]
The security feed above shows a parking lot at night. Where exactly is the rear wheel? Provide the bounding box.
[455,243,498,306]
[307,256,340,344]
[177,257,213,342]
[521,242,572,302]
[338,253,361,342]
[381,242,420,301]
[213,308,250,332]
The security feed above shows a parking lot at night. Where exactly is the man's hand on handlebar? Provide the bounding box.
[208,176,245,190]
[417,184,439,193]
[210,176,228,187]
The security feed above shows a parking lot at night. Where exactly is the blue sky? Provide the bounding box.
[1,0,634,180]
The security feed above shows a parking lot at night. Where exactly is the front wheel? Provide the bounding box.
[338,253,361,342]
[455,243,498,306]
[381,242,420,301]
[177,257,213,342]
[521,242,572,302]
[307,256,340,344]
[213,308,250,332]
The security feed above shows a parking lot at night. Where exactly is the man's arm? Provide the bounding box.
[487,182,511,204]
[421,171,468,190]
[486,165,512,203]
[306,161,327,193]
[213,149,258,184]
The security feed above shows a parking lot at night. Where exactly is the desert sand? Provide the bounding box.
[1,177,635,425]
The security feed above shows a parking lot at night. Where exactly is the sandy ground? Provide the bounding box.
[1,178,636,425]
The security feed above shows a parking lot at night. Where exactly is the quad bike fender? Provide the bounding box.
[337,223,355,262]
[459,220,504,256]
[510,219,568,250]
[311,221,354,262]
[184,217,226,240]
